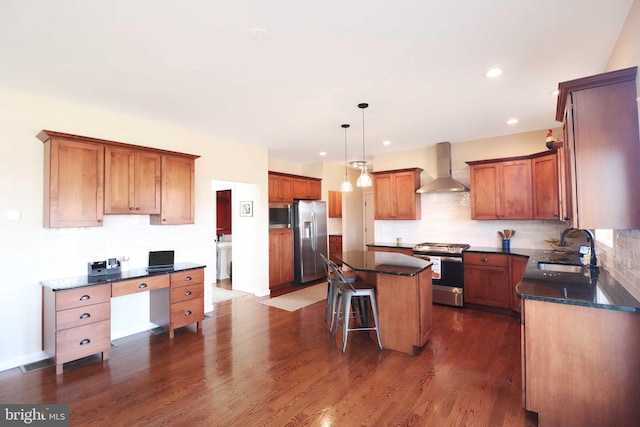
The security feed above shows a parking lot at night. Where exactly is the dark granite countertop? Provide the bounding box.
[337,250,431,277]
[366,242,418,251]
[466,246,639,313]
[41,262,206,291]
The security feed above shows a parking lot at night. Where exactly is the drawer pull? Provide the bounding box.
[482,257,489,263]
[185,276,192,281]
[80,339,91,346]
[139,283,148,289]
[80,295,91,301]
[184,290,192,296]
[80,313,91,319]
[185,310,192,316]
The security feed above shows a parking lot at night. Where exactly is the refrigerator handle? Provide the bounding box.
[311,212,316,251]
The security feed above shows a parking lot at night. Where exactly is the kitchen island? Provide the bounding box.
[514,251,640,427]
[336,251,432,355]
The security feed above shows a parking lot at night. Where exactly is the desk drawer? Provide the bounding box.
[171,283,204,303]
[56,284,111,311]
[171,269,204,288]
[171,297,204,329]
[55,319,110,365]
[56,301,111,330]
[112,275,169,297]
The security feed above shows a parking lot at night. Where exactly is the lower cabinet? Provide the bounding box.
[329,235,342,264]
[463,252,510,308]
[42,284,112,375]
[269,228,294,289]
[509,255,529,313]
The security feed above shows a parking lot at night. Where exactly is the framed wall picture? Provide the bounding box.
[240,201,253,217]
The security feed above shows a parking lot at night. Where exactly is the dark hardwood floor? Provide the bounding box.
[0,284,537,426]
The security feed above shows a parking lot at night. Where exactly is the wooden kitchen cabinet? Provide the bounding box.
[531,152,560,220]
[269,228,294,289]
[372,168,422,220]
[467,159,532,220]
[328,190,342,218]
[268,172,293,203]
[293,177,321,200]
[38,131,105,227]
[509,255,529,313]
[328,235,342,264]
[150,154,196,225]
[42,284,112,374]
[463,252,510,308]
[367,244,414,256]
[104,146,161,214]
[556,66,640,229]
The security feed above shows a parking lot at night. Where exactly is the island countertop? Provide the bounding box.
[338,250,431,277]
[41,262,207,291]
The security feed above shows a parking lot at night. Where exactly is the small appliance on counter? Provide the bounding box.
[88,258,121,277]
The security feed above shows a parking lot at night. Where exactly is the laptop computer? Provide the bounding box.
[146,250,175,272]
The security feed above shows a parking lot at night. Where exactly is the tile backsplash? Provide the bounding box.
[598,230,640,301]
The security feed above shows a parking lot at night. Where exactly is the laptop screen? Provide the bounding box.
[148,250,175,269]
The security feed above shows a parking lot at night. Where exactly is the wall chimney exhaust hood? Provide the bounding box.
[416,142,469,193]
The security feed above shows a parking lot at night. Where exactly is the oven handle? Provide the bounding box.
[413,254,463,263]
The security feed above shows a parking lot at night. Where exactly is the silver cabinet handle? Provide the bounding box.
[185,276,192,281]
[139,283,148,289]
[185,310,192,316]
[80,313,91,319]
[482,257,489,263]
[184,290,192,296]
[80,339,91,345]
[80,295,90,301]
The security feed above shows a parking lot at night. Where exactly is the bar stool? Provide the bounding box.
[325,257,383,353]
[319,254,356,331]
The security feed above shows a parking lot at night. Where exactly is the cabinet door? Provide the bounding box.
[293,178,321,200]
[469,163,500,219]
[532,154,559,220]
[151,155,195,225]
[464,265,510,308]
[105,147,161,214]
[373,173,393,219]
[269,229,294,288]
[269,174,293,203]
[510,255,529,313]
[328,191,342,218]
[44,138,104,227]
[394,171,420,219]
[500,160,532,219]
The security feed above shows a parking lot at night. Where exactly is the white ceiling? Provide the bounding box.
[0,0,633,166]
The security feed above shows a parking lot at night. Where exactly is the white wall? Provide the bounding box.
[0,88,269,371]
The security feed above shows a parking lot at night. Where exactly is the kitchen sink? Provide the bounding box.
[537,262,586,273]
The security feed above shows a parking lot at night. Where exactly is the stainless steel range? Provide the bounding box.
[412,242,470,307]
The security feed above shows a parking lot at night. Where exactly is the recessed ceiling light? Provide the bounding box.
[486,68,503,78]
[382,140,391,146]
[249,28,268,41]
[507,118,519,125]
[319,151,326,156]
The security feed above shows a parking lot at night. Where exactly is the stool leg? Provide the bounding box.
[332,290,342,337]
[342,294,352,353]
[368,292,383,350]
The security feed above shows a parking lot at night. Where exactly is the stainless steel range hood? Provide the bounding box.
[416,142,469,193]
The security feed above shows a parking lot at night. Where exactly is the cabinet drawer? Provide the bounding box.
[464,252,509,267]
[171,297,204,329]
[171,283,204,303]
[56,301,111,330]
[112,274,169,297]
[56,284,111,311]
[56,319,110,365]
[171,269,204,288]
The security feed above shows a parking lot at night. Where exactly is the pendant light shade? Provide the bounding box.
[340,124,353,192]
[356,102,373,187]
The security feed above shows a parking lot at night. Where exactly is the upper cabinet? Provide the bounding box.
[150,154,195,225]
[556,67,640,229]
[40,133,105,227]
[292,177,321,200]
[268,171,321,202]
[467,151,560,220]
[372,168,422,220]
[268,172,294,203]
[104,146,161,214]
[328,190,342,218]
[38,130,199,228]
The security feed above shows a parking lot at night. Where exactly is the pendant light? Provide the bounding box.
[340,124,353,192]
[356,102,373,187]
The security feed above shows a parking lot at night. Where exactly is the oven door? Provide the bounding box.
[415,254,464,307]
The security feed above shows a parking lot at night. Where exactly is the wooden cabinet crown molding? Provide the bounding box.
[268,170,321,182]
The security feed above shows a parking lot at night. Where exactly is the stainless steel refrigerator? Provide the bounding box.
[293,200,328,285]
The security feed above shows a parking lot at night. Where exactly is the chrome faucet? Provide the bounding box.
[560,227,598,268]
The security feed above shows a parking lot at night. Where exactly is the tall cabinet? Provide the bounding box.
[556,66,640,229]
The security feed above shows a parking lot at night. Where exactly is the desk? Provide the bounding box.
[337,251,432,355]
[41,263,205,374]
